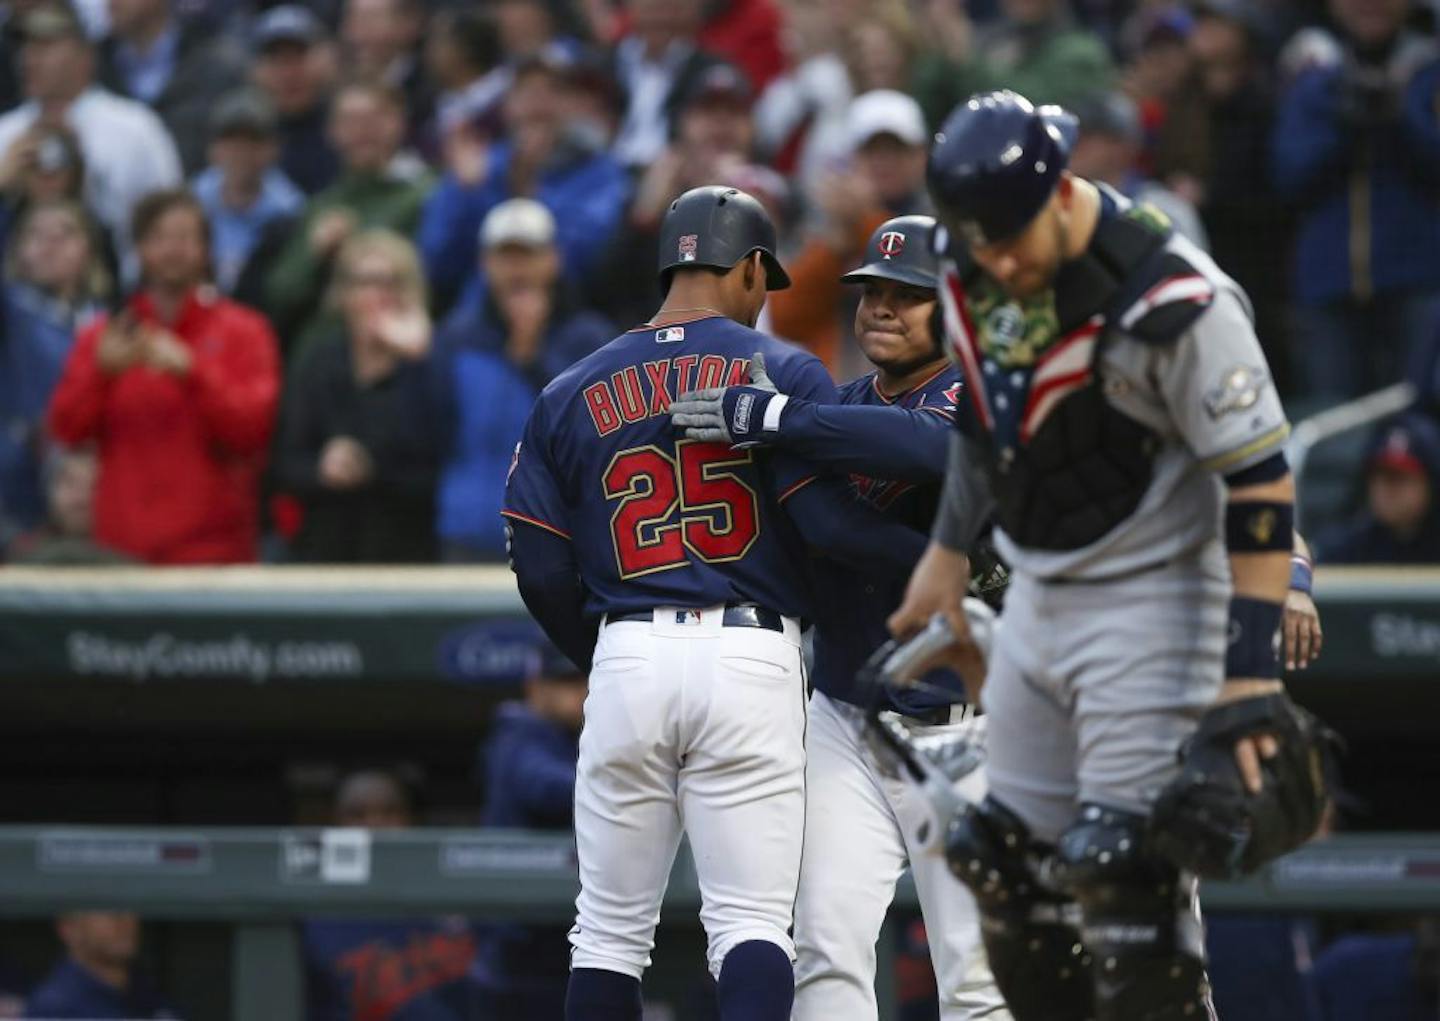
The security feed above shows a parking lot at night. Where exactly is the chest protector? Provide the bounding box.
[941,205,1216,551]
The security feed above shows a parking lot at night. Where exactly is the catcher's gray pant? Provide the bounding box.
[982,544,1229,843]
[793,692,1010,1021]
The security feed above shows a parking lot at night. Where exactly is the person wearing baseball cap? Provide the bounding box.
[844,89,931,216]
[478,195,556,252]
[894,87,1319,1021]
[1318,412,1440,565]
[672,61,753,147]
[1066,90,1208,249]
[191,89,305,294]
[250,4,340,195]
[417,45,630,314]
[253,4,326,52]
[586,60,755,331]
[765,90,932,373]
[430,197,613,563]
[670,212,1008,1017]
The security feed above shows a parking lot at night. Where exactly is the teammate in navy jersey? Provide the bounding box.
[672,216,1008,1019]
[502,186,926,1021]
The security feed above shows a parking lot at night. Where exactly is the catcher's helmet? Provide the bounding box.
[657,185,791,291]
[840,214,940,290]
[927,90,1079,254]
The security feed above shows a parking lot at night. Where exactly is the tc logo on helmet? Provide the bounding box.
[878,231,906,259]
[678,234,698,262]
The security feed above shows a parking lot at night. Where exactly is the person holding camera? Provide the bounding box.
[1272,0,1440,400]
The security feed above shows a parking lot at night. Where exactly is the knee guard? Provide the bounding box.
[1055,804,1213,1021]
[946,795,1096,1021]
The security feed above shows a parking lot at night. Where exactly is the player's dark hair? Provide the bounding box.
[660,263,729,294]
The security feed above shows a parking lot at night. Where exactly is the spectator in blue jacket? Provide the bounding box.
[416,51,631,316]
[472,641,586,1020]
[431,199,613,562]
[24,912,177,1020]
[0,199,108,546]
[303,769,480,1021]
[1318,411,1440,564]
[1271,0,1440,399]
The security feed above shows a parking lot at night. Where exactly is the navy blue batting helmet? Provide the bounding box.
[840,215,939,290]
[658,185,791,290]
[927,90,1079,254]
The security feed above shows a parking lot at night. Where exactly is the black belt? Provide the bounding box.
[606,603,785,632]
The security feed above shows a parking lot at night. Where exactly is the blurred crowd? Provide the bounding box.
[2,0,1440,567]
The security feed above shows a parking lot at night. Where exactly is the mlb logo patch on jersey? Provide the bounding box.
[678,234,698,262]
[656,326,686,343]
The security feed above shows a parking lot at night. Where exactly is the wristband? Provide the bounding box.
[1289,555,1313,595]
[1225,596,1284,679]
[763,393,789,432]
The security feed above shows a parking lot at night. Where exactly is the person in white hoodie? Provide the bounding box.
[0,2,180,281]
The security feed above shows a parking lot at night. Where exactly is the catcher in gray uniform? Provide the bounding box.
[886,91,1335,1021]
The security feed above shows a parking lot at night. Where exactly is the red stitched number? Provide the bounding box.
[603,440,760,578]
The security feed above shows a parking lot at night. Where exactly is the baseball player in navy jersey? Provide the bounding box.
[883,91,1333,1021]
[672,215,1008,1019]
[502,186,929,1021]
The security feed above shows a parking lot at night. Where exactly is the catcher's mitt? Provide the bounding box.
[1148,692,1341,879]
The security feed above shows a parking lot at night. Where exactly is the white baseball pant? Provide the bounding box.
[793,691,1010,1020]
[569,606,808,980]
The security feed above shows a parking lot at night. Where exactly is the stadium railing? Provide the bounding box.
[3,826,1439,1020]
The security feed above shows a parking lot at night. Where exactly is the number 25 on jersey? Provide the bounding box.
[604,440,760,578]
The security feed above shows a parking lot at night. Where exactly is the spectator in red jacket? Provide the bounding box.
[47,189,281,565]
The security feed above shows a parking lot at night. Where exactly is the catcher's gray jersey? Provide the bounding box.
[936,230,1289,581]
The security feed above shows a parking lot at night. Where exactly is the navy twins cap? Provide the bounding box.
[840,215,940,290]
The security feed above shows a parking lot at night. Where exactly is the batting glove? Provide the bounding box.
[670,351,789,448]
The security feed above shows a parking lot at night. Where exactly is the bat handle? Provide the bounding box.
[881,613,958,687]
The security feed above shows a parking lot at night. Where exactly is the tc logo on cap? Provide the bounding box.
[678,234,698,261]
[878,231,906,259]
